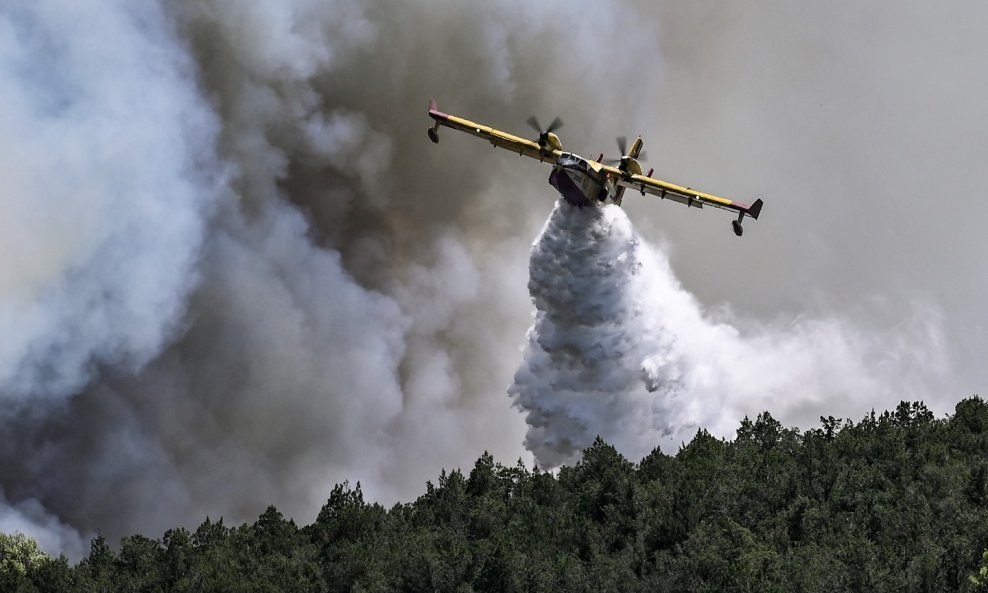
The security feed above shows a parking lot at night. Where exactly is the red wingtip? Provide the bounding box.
[428,99,448,121]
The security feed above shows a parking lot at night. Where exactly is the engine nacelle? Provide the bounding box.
[620,156,643,176]
[541,132,563,152]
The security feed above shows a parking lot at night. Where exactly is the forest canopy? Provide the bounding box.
[4,397,988,592]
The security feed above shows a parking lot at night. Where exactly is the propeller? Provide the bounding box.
[603,136,647,165]
[526,115,564,148]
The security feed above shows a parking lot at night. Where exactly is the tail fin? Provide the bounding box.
[429,98,438,113]
[628,136,644,159]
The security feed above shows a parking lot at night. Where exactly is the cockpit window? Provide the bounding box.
[558,153,587,170]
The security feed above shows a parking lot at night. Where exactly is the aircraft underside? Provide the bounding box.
[549,166,595,207]
[549,165,619,208]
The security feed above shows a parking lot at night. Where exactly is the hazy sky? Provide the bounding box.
[0,0,985,557]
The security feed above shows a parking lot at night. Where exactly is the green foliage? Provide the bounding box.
[0,532,50,592]
[5,397,988,592]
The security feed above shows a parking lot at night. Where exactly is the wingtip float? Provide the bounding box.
[427,99,764,237]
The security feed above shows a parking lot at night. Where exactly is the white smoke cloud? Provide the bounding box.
[0,492,86,562]
[0,1,220,402]
[510,201,948,467]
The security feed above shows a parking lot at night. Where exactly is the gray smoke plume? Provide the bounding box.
[0,0,979,560]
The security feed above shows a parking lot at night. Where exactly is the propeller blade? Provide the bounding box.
[546,116,564,133]
[526,116,542,134]
[616,136,627,156]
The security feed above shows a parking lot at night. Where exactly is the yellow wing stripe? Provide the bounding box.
[633,175,736,207]
[436,114,560,163]
[608,167,747,213]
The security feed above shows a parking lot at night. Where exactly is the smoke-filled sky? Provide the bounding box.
[0,0,984,559]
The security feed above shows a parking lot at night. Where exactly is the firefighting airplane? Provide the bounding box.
[427,100,763,236]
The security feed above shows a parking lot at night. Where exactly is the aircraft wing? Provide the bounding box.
[428,100,561,164]
[611,166,763,221]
